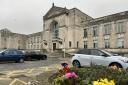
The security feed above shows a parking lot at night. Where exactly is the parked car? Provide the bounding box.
[71,49,128,70]
[24,51,47,60]
[0,49,25,63]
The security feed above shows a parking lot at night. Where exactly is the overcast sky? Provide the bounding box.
[0,0,128,34]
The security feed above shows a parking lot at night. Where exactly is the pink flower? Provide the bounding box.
[64,72,78,79]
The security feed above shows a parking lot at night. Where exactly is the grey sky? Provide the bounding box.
[0,0,128,34]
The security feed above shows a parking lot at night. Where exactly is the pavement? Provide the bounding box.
[0,57,71,85]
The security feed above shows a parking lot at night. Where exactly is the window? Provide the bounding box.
[84,41,88,48]
[91,49,99,56]
[37,36,40,43]
[17,51,23,54]
[37,45,39,49]
[104,24,111,35]
[93,40,98,48]
[104,39,110,48]
[69,41,71,48]
[117,38,124,48]
[116,22,125,33]
[77,49,90,54]
[77,41,79,48]
[93,26,98,37]
[5,50,15,55]
[52,22,59,38]
[91,49,107,56]
[84,29,87,38]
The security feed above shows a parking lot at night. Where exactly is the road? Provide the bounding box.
[0,57,71,72]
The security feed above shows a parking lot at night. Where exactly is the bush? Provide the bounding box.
[49,66,128,85]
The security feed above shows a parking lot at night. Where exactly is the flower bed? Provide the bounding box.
[49,65,128,85]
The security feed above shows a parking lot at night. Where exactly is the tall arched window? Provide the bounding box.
[51,21,59,38]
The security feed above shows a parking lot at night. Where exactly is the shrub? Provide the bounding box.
[49,66,128,85]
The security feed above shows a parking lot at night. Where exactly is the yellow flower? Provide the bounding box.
[93,81,99,85]
[93,78,115,85]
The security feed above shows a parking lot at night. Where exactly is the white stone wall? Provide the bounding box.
[85,19,128,54]
[43,7,92,52]
[26,35,42,50]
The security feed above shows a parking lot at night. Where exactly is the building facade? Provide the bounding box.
[83,11,128,55]
[1,5,128,55]
[26,32,42,50]
[0,28,27,49]
[42,4,128,55]
[42,4,92,53]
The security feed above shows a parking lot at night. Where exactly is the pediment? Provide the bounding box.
[44,6,68,20]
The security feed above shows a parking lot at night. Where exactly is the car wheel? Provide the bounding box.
[109,63,122,69]
[42,55,47,60]
[73,60,81,68]
[19,58,24,63]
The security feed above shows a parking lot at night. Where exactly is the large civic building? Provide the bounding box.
[42,4,128,56]
[42,4,92,53]
[0,4,128,56]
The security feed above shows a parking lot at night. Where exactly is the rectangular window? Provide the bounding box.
[93,26,98,37]
[93,40,98,48]
[117,38,124,48]
[84,41,88,48]
[116,22,125,33]
[69,41,71,48]
[84,29,88,38]
[104,39,110,48]
[104,24,111,35]
[37,36,40,43]
[77,41,79,48]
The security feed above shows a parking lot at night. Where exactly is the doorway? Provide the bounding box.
[53,43,56,51]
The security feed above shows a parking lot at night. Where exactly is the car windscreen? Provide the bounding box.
[77,49,90,54]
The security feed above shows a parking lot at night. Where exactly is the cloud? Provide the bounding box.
[0,0,128,34]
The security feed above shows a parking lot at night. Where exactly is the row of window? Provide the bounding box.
[84,21,125,38]
[66,41,79,48]
[28,36,41,43]
[84,38,124,49]
[27,45,41,49]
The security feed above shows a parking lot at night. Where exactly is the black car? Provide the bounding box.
[24,51,47,60]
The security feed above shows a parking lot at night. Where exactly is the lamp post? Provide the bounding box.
[63,37,65,58]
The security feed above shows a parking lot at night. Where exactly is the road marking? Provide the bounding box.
[9,79,17,85]
[28,69,34,73]
[56,65,61,69]
[7,71,16,77]
[45,67,49,71]
[9,78,27,85]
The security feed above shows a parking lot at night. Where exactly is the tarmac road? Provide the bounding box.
[0,57,71,72]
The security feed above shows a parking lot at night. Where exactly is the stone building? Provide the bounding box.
[83,11,128,56]
[0,28,27,49]
[26,32,42,50]
[42,4,92,53]
[83,11,128,54]
[42,4,128,55]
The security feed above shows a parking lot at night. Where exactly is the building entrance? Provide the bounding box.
[53,43,56,51]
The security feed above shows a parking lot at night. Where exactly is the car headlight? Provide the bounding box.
[120,60,128,63]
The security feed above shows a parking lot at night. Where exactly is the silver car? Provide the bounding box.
[71,49,128,69]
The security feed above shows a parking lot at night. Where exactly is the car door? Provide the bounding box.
[3,50,13,61]
[0,52,5,61]
[4,50,17,61]
[77,49,92,67]
[91,49,109,66]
